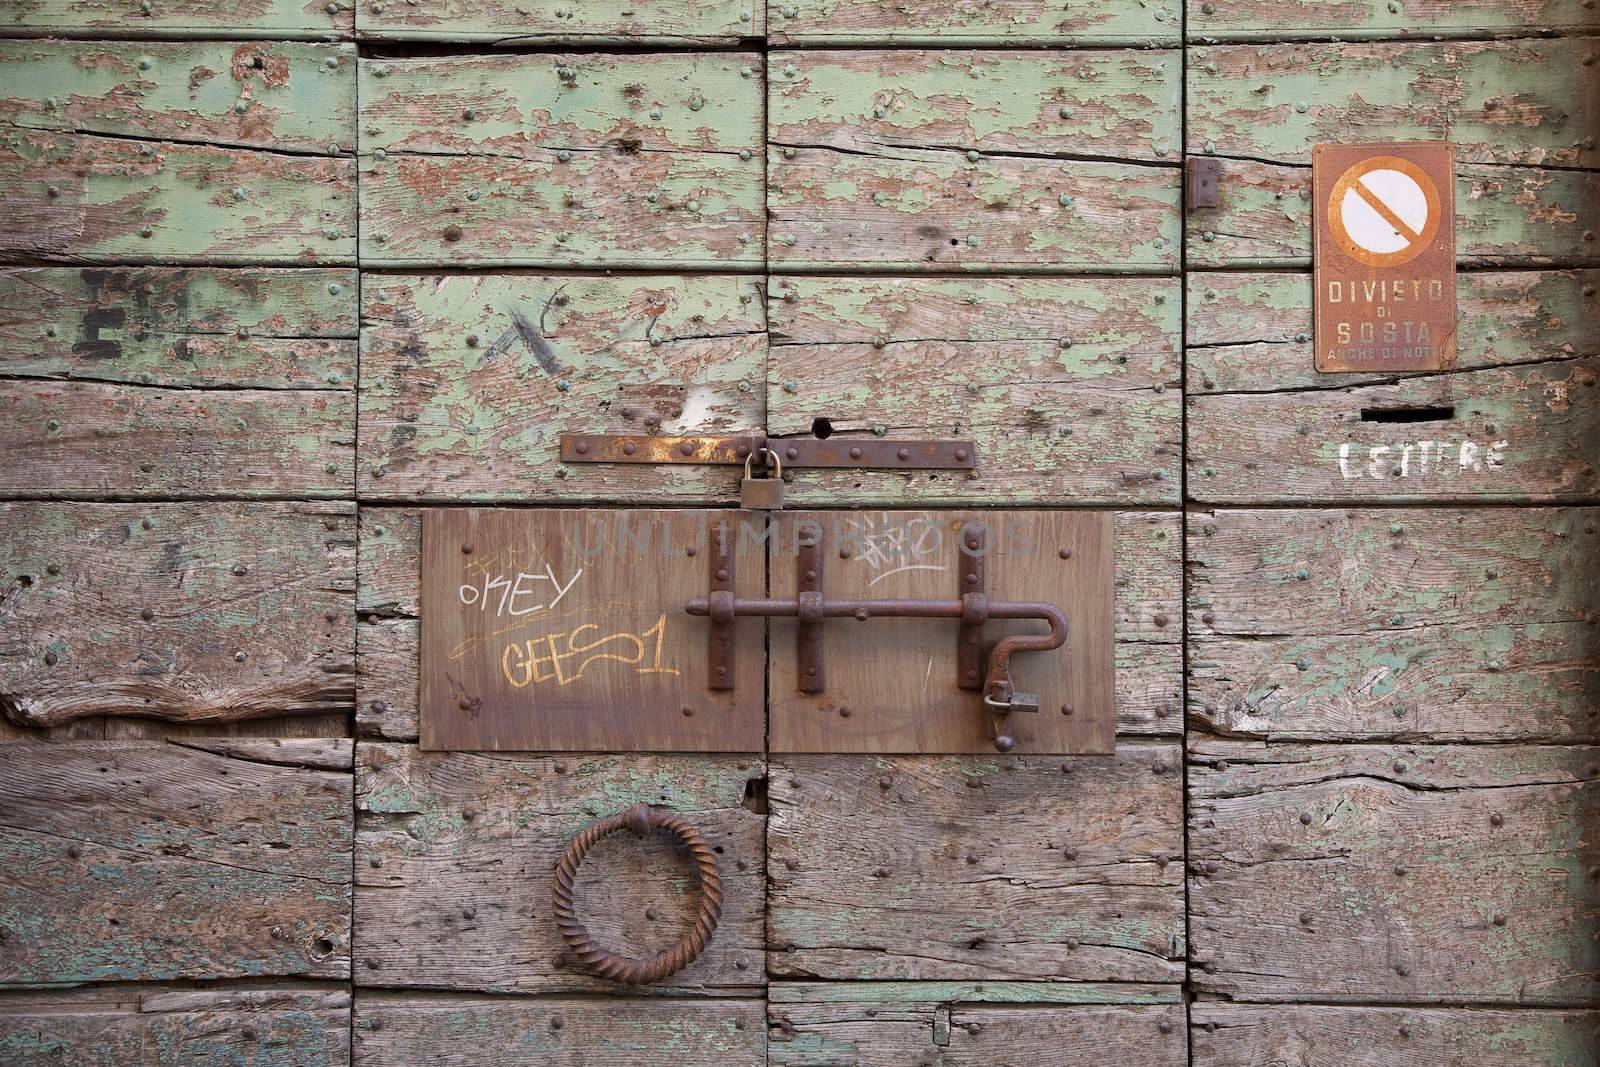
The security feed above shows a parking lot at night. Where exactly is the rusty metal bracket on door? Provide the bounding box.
[685,521,1068,752]
[560,434,977,470]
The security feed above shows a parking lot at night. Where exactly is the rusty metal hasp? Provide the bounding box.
[561,434,977,470]
[685,521,1067,753]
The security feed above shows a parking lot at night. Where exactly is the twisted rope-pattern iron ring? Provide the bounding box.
[551,802,724,984]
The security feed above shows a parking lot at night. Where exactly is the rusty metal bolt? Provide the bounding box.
[443,224,463,242]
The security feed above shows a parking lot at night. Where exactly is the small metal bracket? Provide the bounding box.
[1187,156,1221,210]
[561,434,976,470]
[687,522,1067,752]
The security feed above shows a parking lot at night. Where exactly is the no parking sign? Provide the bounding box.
[1313,142,1456,373]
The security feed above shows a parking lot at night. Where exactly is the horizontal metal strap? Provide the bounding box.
[560,434,977,469]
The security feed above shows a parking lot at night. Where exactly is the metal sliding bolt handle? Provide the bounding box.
[552,802,724,984]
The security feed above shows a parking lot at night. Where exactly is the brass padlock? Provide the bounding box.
[741,447,784,510]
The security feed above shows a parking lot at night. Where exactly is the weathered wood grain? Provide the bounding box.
[1188,508,1600,743]
[769,0,1182,45]
[354,509,1182,741]
[1190,41,1598,169]
[354,746,766,994]
[1187,271,1599,395]
[767,49,1179,274]
[0,0,352,39]
[1188,158,1600,270]
[768,276,1180,505]
[361,52,760,156]
[769,983,1186,1067]
[0,740,352,985]
[0,984,351,1067]
[358,53,762,268]
[1185,40,1600,269]
[358,0,761,42]
[769,50,1180,163]
[0,267,356,389]
[358,274,764,501]
[353,994,763,1065]
[0,502,355,729]
[769,145,1179,272]
[1190,1002,1600,1067]
[0,131,356,265]
[1188,356,1599,504]
[1188,0,1600,41]
[1189,741,1600,1003]
[0,380,354,497]
[0,40,356,155]
[768,748,1185,981]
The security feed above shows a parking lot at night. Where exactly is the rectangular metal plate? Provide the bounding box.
[560,434,978,469]
[1313,141,1456,374]
[420,509,764,751]
[767,511,1115,754]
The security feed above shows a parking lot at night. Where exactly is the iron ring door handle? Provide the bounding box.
[552,802,724,984]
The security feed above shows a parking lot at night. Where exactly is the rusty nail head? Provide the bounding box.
[679,442,694,456]
[462,544,474,555]
[1058,547,1071,559]
[574,441,589,454]
[443,224,463,241]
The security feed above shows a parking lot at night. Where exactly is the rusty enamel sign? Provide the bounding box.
[420,509,764,752]
[1313,142,1456,374]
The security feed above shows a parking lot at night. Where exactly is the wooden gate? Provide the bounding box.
[0,3,1594,1065]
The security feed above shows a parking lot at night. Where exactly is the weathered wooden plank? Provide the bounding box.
[0,740,352,985]
[768,276,1180,505]
[1188,159,1600,270]
[0,984,351,1067]
[769,0,1182,45]
[768,748,1185,981]
[770,981,1181,1004]
[0,380,354,497]
[0,0,352,39]
[353,994,763,1065]
[767,49,1180,274]
[358,53,762,269]
[1,502,354,730]
[769,984,1186,1067]
[1188,0,1600,41]
[1188,508,1600,743]
[1188,270,1599,394]
[1189,740,1600,1003]
[353,509,1181,741]
[358,0,761,43]
[0,132,356,265]
[354,746,765,994]
[358,274,764,501]
[361,52,760,156]
[1190,1002,1600,1067]
[769,145,1179,272]
[1188,355,1599,504]
[769,50,1180,163]
[1186,41,1600,267]
[1190,41,1598,169]
[0,40,356,155]
[0,267,356,389]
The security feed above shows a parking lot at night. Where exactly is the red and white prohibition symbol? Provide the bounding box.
[1326,156,1443,268]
